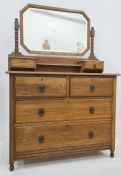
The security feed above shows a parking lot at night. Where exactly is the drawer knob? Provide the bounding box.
[88,131,94,139]
[90,84,96,92]
[39,84,46,93]
[38,108,45,116]
[93,64,96,69]
[38,135,44,143]
[89,106,95,114]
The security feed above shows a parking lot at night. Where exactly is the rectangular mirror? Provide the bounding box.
[20,4,90,56]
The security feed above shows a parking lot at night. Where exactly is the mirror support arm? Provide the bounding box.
[12,18,22,56]
[88,27,98,60]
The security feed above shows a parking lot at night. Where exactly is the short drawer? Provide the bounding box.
[16,99,112,123]
[15,121,111,153]
[15,77,66,97]
[10,58,35,69]
[70,77,113,97]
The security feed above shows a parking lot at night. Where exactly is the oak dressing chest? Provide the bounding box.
[7,4,118,171]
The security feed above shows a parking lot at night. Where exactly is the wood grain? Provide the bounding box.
[15,77,66,97]
[16,99,112,123]
[15,121,111,153]
[9,75,15,167]
[7,71,120,76]
[9,56,104,73]
[71,77,113,97]
[15,144,111,160]
[8,64,118,170]
[111,78,116,152]
[10,58,35,69]
[83,60,104,72]
[7,4,119,169]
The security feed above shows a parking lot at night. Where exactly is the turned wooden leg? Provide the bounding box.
[110,150,114,158]
[9,163,14,171]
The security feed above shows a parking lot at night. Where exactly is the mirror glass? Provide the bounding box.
[20,5,90,55]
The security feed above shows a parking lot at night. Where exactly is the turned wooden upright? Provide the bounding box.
[89,27,98,60]
[12,18,22,56]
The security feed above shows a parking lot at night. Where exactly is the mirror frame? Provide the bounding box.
[20,4,90,56]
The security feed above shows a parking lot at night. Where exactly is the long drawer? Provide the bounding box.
[70,77,113,97]
[16,99,112,123]
[15,77,66,97]
[15,121,111,153]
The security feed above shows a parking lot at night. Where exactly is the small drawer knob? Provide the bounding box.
[38,108,45,116]
[89,106,95,114]
[38,135,44,143]
[90,84,96,92]
[39,84,46,93]
[93,64,96,69]
[88,131,94,139]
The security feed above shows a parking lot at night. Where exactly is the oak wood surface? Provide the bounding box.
[16,99,112,123]
[9,75,15,166]
[8,65,118,170]
[111,77,117,152]
[8,4,119,169]
[10,58,35,69]
[83,60,104,72]
[15,144,111,160]
[9,57,104,73]
[71,77,113,97]
[7,71,120,76]
[15,121,111,153]
[15,77,66,97]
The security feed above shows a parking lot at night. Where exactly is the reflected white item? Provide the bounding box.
[42,40,50,50]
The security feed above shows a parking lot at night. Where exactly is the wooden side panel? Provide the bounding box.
[15,121,111,153]
[9,75,15,165]
[16,99,112,123]
[111,78,117,152]
[70,77,113,97]
[15,77,66,97]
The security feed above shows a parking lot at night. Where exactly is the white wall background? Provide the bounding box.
[0,0,121,174]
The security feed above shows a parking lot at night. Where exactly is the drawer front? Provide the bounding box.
[16,99,112,123]
[15,77,66,97]
[83,61,104,72]
[70,78,113,97]
[10,58,35,69]
[15,121,111,153]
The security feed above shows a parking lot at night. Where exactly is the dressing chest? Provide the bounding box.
[7,4,118,171]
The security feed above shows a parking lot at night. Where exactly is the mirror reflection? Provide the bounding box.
[21,7,89,54]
